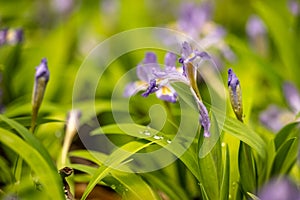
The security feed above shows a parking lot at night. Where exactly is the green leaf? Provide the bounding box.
[199,183,210,200]
[198,144,221,200]
[198,114,222,200]
[247,192,261,200]
[274,122,300,150]
[0,128,64,199]
[254,1,300,84]
[238,142,257,195]
[71,148,159,200]
[79,140,156,200]
[0,115,56,168]
[212,108,266,159]
[92,124,200,181]
[143,172,190,200]
[220,143,230,200]
[271,137,298,176]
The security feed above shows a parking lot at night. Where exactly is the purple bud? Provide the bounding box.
[164,52,177,71]
[228,68,243,122]
[35,58,50,83]
[31,58,50,131]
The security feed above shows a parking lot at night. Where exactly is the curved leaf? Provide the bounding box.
[79,140,156,200]
[274,122,300,150]
[212,108,266,159]
[271,138,298,176]
[0,115,56,168]
[0,128,64,199]
[92,124,200,181]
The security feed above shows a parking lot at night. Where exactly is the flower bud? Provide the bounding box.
[228,68,243,122]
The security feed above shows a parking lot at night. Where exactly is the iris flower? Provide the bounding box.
[125,42,212,137]
[124,52,178,103]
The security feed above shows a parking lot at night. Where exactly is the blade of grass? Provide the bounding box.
[0,128,64,199]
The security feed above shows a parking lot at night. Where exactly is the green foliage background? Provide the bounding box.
[0,0,299,199]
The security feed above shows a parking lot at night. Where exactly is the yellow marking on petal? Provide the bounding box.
[161,86,172,95]
[188,52,196,60]
[135,80,148,87]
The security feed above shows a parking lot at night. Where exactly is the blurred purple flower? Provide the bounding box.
[0,29,8,46]
[288,0,299,16]
[125,42,212,137]
[52,0,73,15]
[283,82,300,114]
[258,177,300,200]
[259,105,295,132]
[0,28,23,46]
[178,2,212,39]
[246,15,268,56]
[176,2,235,62]
[260,82,300,132]
[124,52,178,103]
[246,15,266,39]
[228,68,243,122]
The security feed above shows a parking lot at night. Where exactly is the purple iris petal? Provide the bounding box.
[35,58,50,82]
[194,97,210,137]
[136,64,151,82]
[123,81,148,97]
[142,79,159,97]
[195,51,211,60]
[283,82,300,114]
[155,85,178,103]
[136,52,160,82]
[181,41,193,59]
[164,52,177,71]
[144,52,157,64]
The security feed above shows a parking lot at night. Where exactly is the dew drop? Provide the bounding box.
[167,139,172,144]
[153,135,161,140]
[143,130,151,136]
[139,129,151,136]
